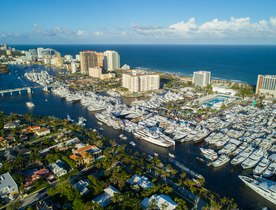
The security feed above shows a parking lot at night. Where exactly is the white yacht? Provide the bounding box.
[200,148,218,161]
[168,153,175,158]
[253,157,270,175]
[239,176,276,205]
[119,134,127,140]
[67,115,74,123]
[77,117,86,126]
[212,155,230,167]
[26,102,35,108]
[231,146,254,165]
[241,148,264,169]
[130,141,136,146]
[263,162,276,178]
[133,129,175,148]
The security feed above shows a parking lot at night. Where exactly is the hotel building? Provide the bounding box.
[122,71,160,92]
[256,74,276,98]
[192,71,211,87]
[80,51,98,74]
[104,51,120,71]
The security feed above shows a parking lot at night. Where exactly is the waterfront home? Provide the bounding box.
[141,194,178,210]
[70,144,102,166]
[0,172,19,201]
[127,174,153,190]
[35,128,50,137]
[92,185,120,208]
[48,159,68,177]
[3,122,17,129]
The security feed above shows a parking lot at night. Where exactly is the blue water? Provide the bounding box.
[0,65,275,210]
[11,45,276,85]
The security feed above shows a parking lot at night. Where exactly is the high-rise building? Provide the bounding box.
[122,71,160,93]
[256,74,276,98]
[80,51,98,74]
[96,52,104,68]
[104,51,120,71]
[71,61,77,74]
[192,71,211,87]
[37,48,44,58]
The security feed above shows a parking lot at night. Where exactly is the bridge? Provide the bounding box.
[0,86,56,96]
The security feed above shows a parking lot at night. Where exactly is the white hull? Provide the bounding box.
[239,176,276,205]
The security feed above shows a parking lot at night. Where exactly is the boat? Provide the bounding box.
[231,146,254,165]
[154,153,159,157]
[130,141,136,146]
[97,122,103,125]
[239,175,276,205]
[212,155,230,167]
[168,153,175,158]
[77,117,86,126]
[199,148,218,161]
[26,102,35,108]
[253,157,270,175]
[241,148,264,169]
[263,162,276,178]
[67,115,74,123]
[119,134,127,140]
[133,129,175,148]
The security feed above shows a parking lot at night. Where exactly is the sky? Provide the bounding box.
[0,0,276,44]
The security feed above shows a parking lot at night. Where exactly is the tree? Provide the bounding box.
[174,198,188,210]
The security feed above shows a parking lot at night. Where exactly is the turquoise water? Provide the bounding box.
[203,96,229,107]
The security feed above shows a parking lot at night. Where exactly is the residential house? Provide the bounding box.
[73,179,90,195]
[0,172,19,200]
[3,122,17,129]
[35,128,50,137]
[92,185,120,208]
[141,194,178,210]
[70,144,102,166]
[127,174,153,190]
[48,159,68,177]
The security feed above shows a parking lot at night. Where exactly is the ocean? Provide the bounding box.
[1,46,276,209]
[11,45,276,85]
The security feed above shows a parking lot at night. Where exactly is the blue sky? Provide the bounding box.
[1,0,276,44]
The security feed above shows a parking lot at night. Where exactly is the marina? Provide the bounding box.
[0,64,275,210]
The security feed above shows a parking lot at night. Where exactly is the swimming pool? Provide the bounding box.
[203,95,229,107]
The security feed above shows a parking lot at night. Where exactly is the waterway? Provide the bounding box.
[0,65,274,210]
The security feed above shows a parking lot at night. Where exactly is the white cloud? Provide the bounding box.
[32,24,88,39]
[132,17,276,40]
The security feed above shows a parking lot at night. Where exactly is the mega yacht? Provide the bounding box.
[133,129,175,148]
[239,176,276,205]
[212,155,230,167]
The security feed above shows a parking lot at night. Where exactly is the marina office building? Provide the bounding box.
[122,71,160,92]
[192,71,211,87]
[256,75,276,98]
